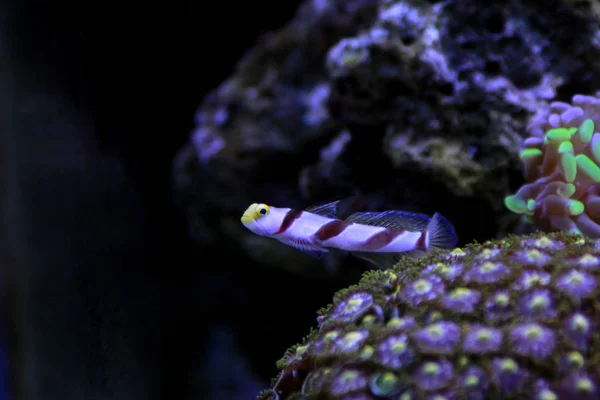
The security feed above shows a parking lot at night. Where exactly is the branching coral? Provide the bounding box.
[257,232,600,399]
[505,92,600,237]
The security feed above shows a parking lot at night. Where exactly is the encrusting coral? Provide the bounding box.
[505,92,600,237]
[258,232,599,399]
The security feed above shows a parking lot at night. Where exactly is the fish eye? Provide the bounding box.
[256,203,269,216]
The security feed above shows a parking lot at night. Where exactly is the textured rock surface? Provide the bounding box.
[173,0,600,272]
[258,231,600,399]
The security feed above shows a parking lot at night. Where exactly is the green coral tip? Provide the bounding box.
[527,198,536,211]
[558,183,576,198]
[568,199,585,216]
[576,154,600,182]
[579,119,594,143]
[519,148,543,159]
[558,141,574,153]
[545,127,573,142]
[591,134,600,162]
[505,195,527,214]
[561,152,577,182]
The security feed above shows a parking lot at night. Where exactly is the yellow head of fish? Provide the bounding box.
[241,203,270,226]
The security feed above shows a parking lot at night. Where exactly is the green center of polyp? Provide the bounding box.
[572,315,589,332]
[480,262,498,272]
[476,329,492,343]
[341,332,364,349]
[524,325,542,340]
[526,249,543,261]
[538,389,558,400]
[451,288,471,299]
[373,372,399,395]
[339,370,359,384]
[465,375,479,387]
[576,378,594,393]
[344,298,363,313]
[423,362,440,376]
[530,295,548,310]
[500,358,517,373]
[567,351,584,368]
[494,293,509,307]
[427,325,444,338]
[578,254,598,266]
[566,271,584,285]
[413,279,432,294]
[534,237,553,248]
[391,341,407,354]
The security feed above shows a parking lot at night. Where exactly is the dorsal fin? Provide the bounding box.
[305,200,341,218]
[345,210,431,231]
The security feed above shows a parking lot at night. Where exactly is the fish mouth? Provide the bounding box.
[241,214,253,224]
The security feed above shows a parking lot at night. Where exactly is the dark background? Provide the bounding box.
[0,1,338,399]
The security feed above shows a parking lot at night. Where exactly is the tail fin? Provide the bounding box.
[426,213,458,250]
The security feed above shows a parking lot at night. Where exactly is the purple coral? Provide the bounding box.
[262,232,600,400]
[329,368,368,396]
[509,323,556,360]
[518,289,557,320]
[400,275,445,306]
[328,290,374,322]
[505,92,600,237]
[376,334,414,369]
[563,312,592,351]
[441,287,481,313]
[557,372,599,400]
[484,290,513,323]
[555,270,597,301]
[489,358,530,394]
[463,325,503,354]
[414,359,454,392]
[514,270,551,291]
[412,322,461,355]
[464,261,511,284]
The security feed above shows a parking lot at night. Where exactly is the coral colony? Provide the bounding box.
[506,92,600,237]
[258,232,599,399]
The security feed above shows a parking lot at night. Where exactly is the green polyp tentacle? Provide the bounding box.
[545,127,573,143]
[558,141,574,153]
[579,119,594,143]
[525,199,536,215]
[576,154,600,182]
[591,133,600,163]
[520,148,543,160]
[558,183,576,198]
[568,199,585,216]
[504,195,527,214]
[559,141,576,182]
[561,152,577,182]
